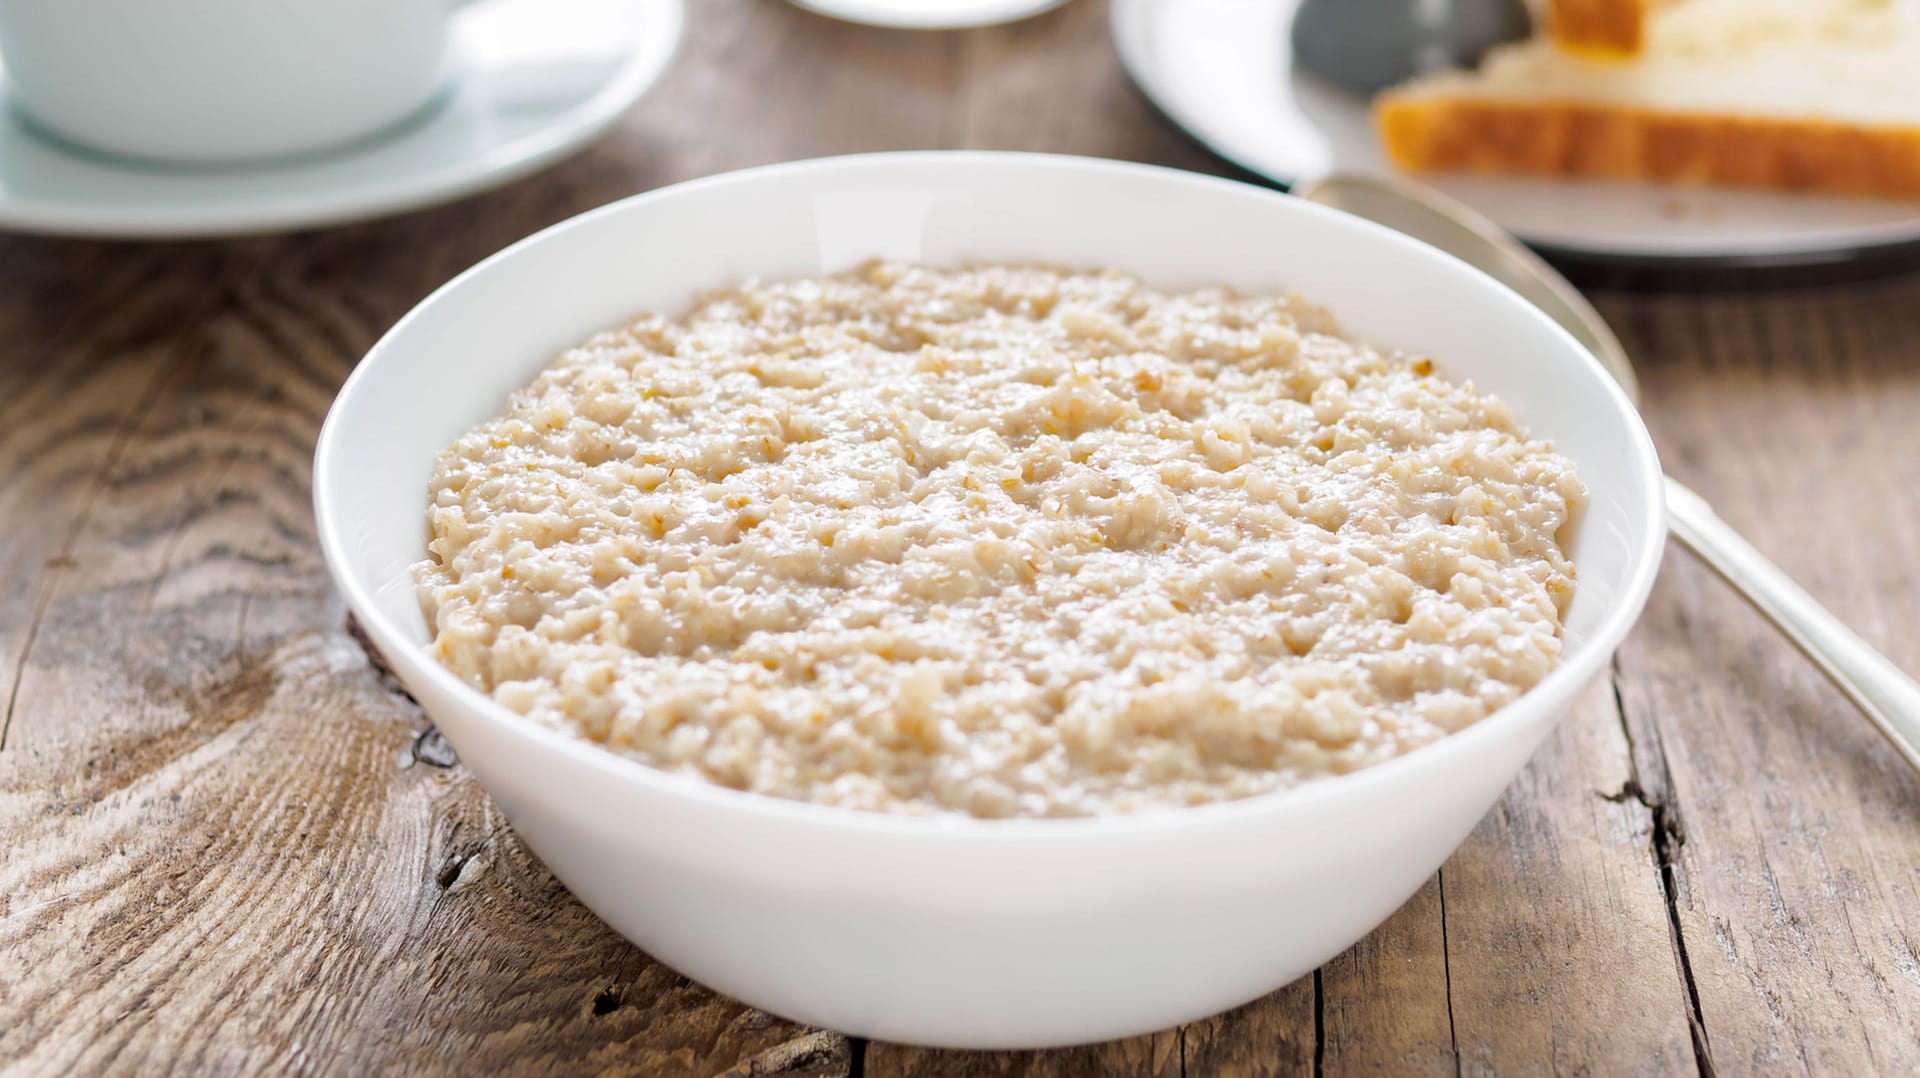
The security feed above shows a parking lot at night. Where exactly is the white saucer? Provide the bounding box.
[0,0,684,239]
[1111,0,1920,265]
[790,0,1069,30]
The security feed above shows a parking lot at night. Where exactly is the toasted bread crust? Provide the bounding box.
[1375,94,1920,197]
[1547,0,1657,55]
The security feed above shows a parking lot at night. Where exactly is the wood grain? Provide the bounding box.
[3,1,1919,1074]
[0,243,835,1075]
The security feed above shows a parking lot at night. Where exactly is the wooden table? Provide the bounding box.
[5,2,1919,1072]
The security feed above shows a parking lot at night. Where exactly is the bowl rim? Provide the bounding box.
[314,149,1668,839]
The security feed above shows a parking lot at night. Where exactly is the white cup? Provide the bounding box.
[0,0,467,164]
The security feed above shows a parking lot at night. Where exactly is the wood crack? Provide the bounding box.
[1609,664,1716,1076]
[1439,868,1462,1078]
[1,334,202,752]
[0,577,51,753]
[1311,969,1325,1078]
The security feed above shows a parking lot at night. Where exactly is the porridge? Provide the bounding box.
[416,262,1584,818]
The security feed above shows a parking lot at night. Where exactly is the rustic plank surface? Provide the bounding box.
[2,1,1918,1074]
[1609,282,1920,1075]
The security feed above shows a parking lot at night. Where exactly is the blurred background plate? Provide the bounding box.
[0,0,684,239]
[1110,0,1920,267]
[789,0,1070,30]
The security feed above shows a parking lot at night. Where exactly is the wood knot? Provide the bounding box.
[412,726,459,769]
[434,853,471,891]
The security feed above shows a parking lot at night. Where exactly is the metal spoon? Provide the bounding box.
[1291,0,1533,95]
[1297,173,1920,769]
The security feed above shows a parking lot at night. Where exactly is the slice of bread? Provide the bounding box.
[1547,0,1673,55]
[1377,0,1920,197]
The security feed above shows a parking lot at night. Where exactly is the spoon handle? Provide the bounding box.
[1663,477,1920,770]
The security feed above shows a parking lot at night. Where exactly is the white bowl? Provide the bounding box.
[314,152,1665,1049]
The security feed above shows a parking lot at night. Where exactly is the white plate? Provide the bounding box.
[0,0,684,239]
[789,0,1069,30]
[1110,0,1920,265]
